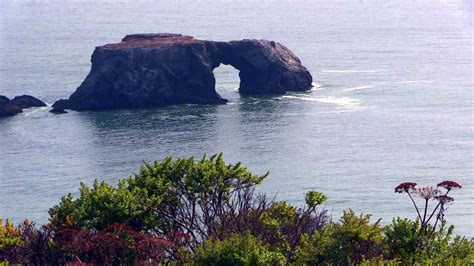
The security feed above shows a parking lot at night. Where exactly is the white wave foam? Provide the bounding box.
[341,80,436,92]
[314,96,361,107]
[321,69,385,74]
[23,105,50,116]
[282,95,364,112]
[283,95,320,102]
[343,85,376,92]
[394,80,436,84]
[311,82,324,91]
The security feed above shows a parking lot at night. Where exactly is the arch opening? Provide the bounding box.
[212,63,240,102]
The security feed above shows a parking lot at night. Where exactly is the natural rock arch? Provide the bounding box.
[54,34,313,111]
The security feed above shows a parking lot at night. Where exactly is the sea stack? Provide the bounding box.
[0,95,47,118]
[53,33,313,111]
[11,95,47,109]
[0,96,22,117]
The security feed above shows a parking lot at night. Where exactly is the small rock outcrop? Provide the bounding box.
[0,96,22,117]
[11,95,46,109]
[1,95,48,118]
[54,33,313,111]
[49,108,67,114]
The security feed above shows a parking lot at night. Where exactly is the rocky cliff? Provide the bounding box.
[54,33,313,111]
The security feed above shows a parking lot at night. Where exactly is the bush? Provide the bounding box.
[0,219,21,263]
[1,220,58,265]
[384,218,420,261]
[49,180,151,231]
[390,180,473,264]
[295,210,384,264]
[5,154,471,264]
[1,221,171,265]
[48,154,272,259]
[195,232,286,265]
[126,154,327,261]
[54,224,170,264]
[254,200,327,262]
[445,236,474,262]
[0,220,20,250]
[126,154,267,240]
[385,218,474,264]
[47,154,329,262]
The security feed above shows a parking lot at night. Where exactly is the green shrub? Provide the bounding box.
[49,180,151,231]
[48,154,271,261]
[421,222,473,264]
[0,219,21,264]
[384,218,474,264]
[305,191,327,208]
[256,199,327,262]
[0,220,20,250]
[295,209,384,264]
[44,155,473,264]
[384,218,474,263]
[384,218,420,261]
[195,232,286,265]
[445,235,474,261]
[50,154,267,233]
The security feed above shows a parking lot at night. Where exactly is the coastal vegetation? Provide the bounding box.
[1,154,472,264]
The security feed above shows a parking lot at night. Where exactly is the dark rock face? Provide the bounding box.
[217,39,313,95]
[11,95,46,109]
[49,108,68,114]
[52,99,69,110]
[54,33,312,111]
[0,96,22,117]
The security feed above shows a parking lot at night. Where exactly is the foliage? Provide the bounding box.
[384,217,420,261]
[3,154,473,264]
[305,190,327,208]
[128,154,268,249]
[1,221,170,265]
[384,218,457,262]
[126,154,328,262]
[195,232,286,265]
[54,223,170,264]
[0,220,20,250]
[445,235,474,262]
[49,180,151,231]
[389,180,473,264]
[0,219,21,264]
[295,209,384,264]
[329,210,384,263]
[0,220,57,265]
[48,154,275,259]
[254,199,327,262]
[394,180,462,249]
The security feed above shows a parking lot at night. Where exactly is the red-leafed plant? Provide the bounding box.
[52,223,171,264]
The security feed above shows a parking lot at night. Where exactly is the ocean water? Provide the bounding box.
[0,1,472,236]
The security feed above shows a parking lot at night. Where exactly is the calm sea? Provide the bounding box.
[0,1,472,236]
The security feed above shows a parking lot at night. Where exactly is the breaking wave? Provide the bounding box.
[394,80,436,84]
[282,95,364,112]
[321,69,386,74]
[311,82,324,91]
[343,85,376,92]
